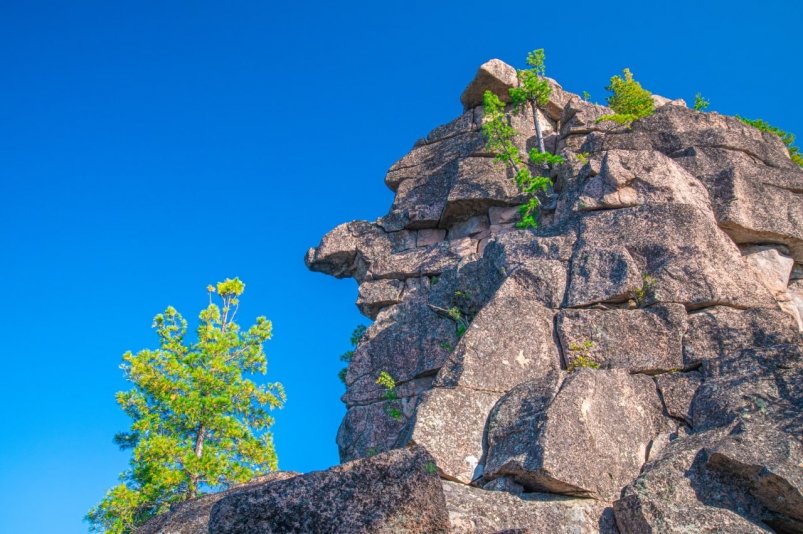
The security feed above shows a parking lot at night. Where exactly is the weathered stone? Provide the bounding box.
[410,387,499,483]
[568,204,776,310]
[614,428,780,534]
[443,158,525,224]
[443,481,618,534]
[368,242,461,280]
[356,279,404,319]
[706,418,803,529]
[435,289,560,392]
[208,446,450,534]
[137,472,298,534]
[449,214,491,240]
[574,150,711,213]
[385,111,485,192]
[461,59,519,110]
[789,279,803,330]
[417,228,446,247]
[450,237,478,257]
[305,221,395,282]
[485,369,666,501]
[741,245,795,295]
[557,304,687,373]
[410,277,560,483]
[337,398,417,461]
[492,259,567,309]
[691,343,803,432]
[683,306,800,367]
[565,246,642,307]
[489,206,521,225]
[655,371,703,425]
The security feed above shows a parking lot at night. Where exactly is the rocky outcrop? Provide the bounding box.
[299,57,803,534]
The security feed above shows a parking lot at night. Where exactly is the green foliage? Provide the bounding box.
[338,324,367,385]
[576,152,590,165]
[597,68,654,126]
[693,93,710,111]
[566,340,600,372]
[376,371,402,421]
[581,91,591,101]
[481,48,565,229]
[633,274,658,307]
[87,278,285,534]
[439,341,453,351]
[737,116,803,167]
[424,461,439,475]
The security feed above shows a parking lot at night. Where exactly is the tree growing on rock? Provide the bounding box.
[597,68,655,125]
[482,48,565,229]
[86,278,285,534]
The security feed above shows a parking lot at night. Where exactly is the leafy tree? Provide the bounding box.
[481,49,565,229]
[597,68,655,125]
[87,278,285,534]
[737,116,803,167]
[693,92,710,111]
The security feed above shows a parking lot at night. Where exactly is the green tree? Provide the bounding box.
[87,278,285,533]
[597,68,655,125]
[482,49,565,229]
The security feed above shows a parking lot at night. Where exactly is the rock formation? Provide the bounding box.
[142,59,803,533]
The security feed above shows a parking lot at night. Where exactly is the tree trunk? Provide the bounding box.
[531,101,545,153]
[194,424,206,458]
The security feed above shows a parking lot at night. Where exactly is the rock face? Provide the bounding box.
[152,58,803,533]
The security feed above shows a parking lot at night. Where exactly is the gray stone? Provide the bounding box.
[443,157,525,225]
[136,472,299,534]
[356,279,404,319]
[368,242,461,280]
[741,245,795,295]
[556,304,687,373]
[568,204,776,310]
[485,369,666,501]
[450,237,478,257]
[655,371,703,425]
[449,214,491,241]
[614,428,779,534]
[489,206,521,225]
[208,446,450,534]
[461,59,519,110]
[417,228,446,247]
[683,306,800,367]
[443,481,618,534]
[574,150,711,213]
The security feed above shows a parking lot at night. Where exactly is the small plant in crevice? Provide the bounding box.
[693,93,710,111]
[596,68,655,126]
[338,324,368,386]
[566,339,600,372]
[576,152,590,165]
[366,447,380,457]
[439,341,454,351]
[376,370,403,421]
[633,274,658,307]
[423,461,439,476]
[430,288,477,340]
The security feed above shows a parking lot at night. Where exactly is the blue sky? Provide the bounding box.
[1,1,800,532]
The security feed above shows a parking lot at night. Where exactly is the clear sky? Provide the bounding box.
[1,1,800,532]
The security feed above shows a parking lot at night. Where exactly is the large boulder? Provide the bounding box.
[556,304,687,373]
[484,369,667,501]
[136,472,298,534]
[208,446,450,534]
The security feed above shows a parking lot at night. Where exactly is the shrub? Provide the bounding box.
[597,68,654,126]
[693,93,710,111]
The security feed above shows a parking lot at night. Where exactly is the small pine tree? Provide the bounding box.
[693,93,710,111]
[87,278,285,533]
[481,49,564,229]
[597,68,655,125]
